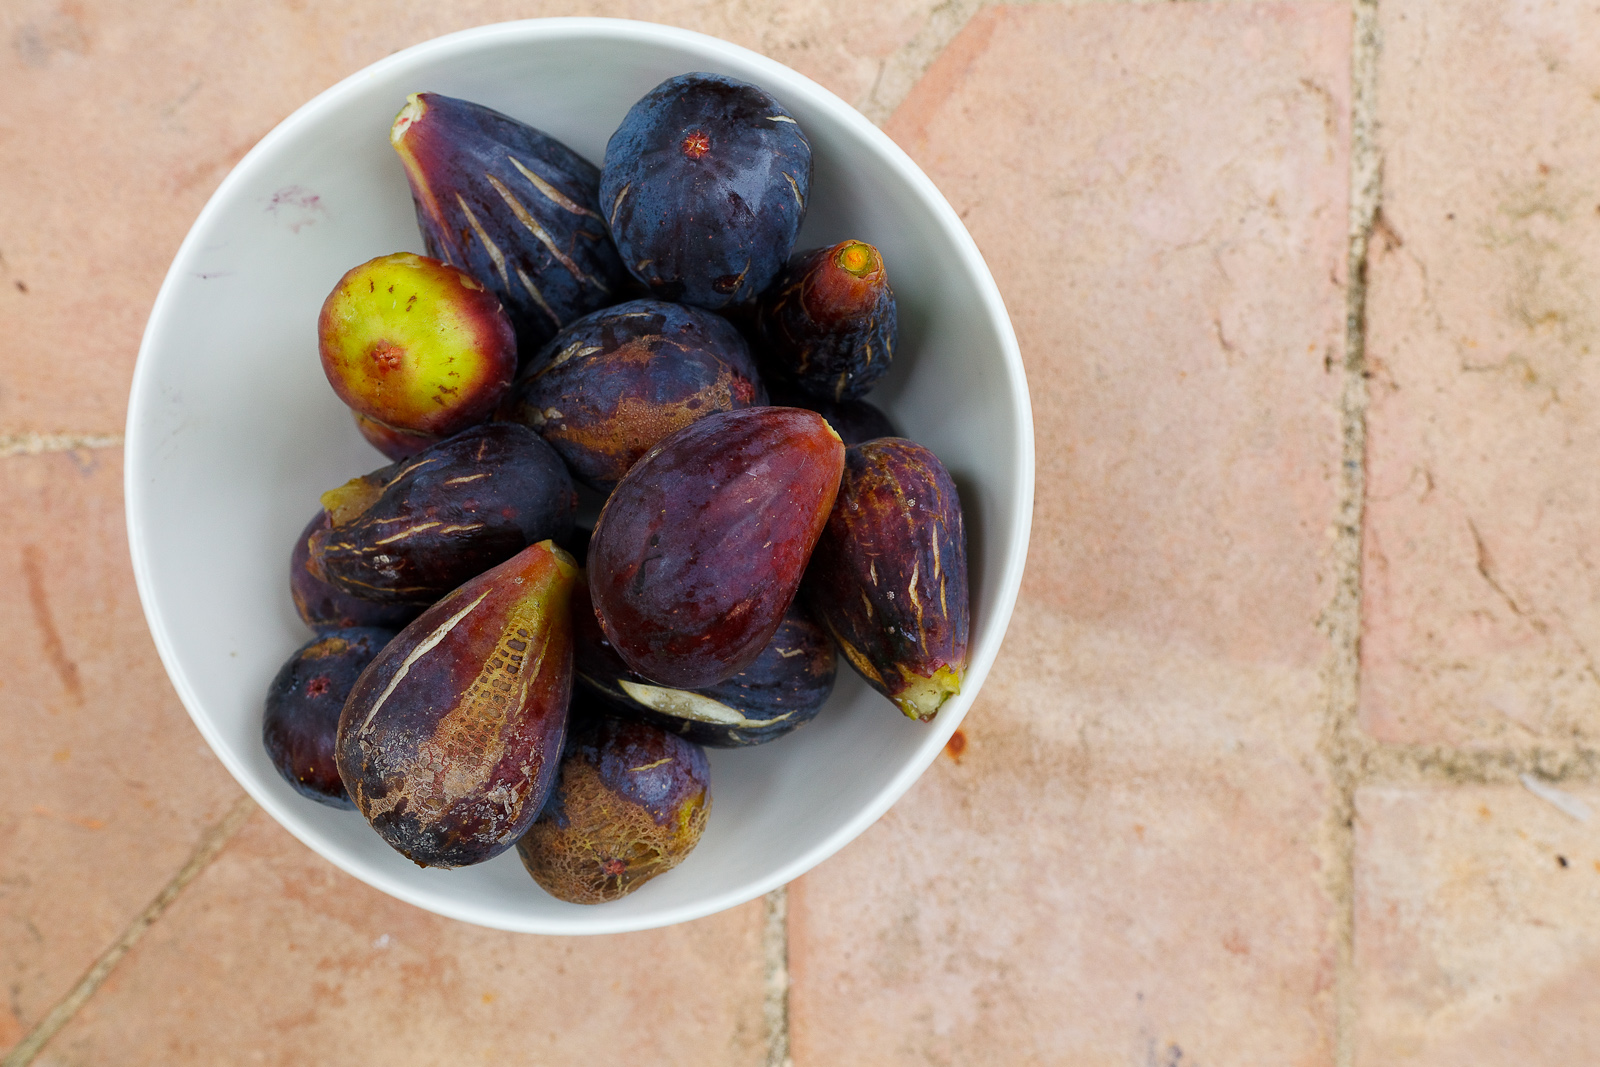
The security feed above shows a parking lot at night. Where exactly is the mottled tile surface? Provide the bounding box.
[788,5,1350,1064]
[1354,783,1600,1065]
[33,811,766,1066]
[1360,0,1600,745]
[0,0,939,436]
[0,451,242,1054]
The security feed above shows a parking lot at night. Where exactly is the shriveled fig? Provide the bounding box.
[804,438,969,722]
[756,240,897,402]
[264,628,394,808]
[502,299,766,492]
[319,252,517,437]
[516,710,710,904]
[336,541,578,868]
[391,92,625,357]
[290,512,424,633]
[308,422,576,606]
[588,407,844,689]
[574,583,834,747]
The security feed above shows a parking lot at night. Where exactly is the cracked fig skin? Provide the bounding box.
[391,92,625,358]
[336,541,578,868]
[803,438,969,722]
[588,407,845,690]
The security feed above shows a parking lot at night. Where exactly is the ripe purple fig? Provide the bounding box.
[290,511,425,632]
[756,240,897,402]
[319,252,517,437]
[336,541,578,868]
[804,438,969,722]
[502,299,766,491]
[588,407,844,689]
[516,710,710,904]
[391,92,625,357]
[263,628,394,808]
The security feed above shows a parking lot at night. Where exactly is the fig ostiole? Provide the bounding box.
[803,438,969,722]
[587,407,845,690]
[336,540,579,868]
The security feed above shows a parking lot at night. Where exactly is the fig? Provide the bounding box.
[516,710,710,904]
[391,92,625,356]
[263,628,394,808]
[600,73,812,310]
[588,407,845,689]
[336,540,578,867]
[319,252,517,436]
[574,582,834,747]
[353,410,442,461]
[804,438,969,722]
[308,423,576,606]
[765,382,899,446]
[290,512,424,632]
[502,299,766,491]
[756,240,897,402]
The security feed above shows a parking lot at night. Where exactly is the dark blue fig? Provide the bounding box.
[308,423,576,606]
[290,511,425,632]
[803,438,969,722]
[391,92,627,357]
[573,581,834,747]
[516,710,710,903]
[765,382,899,446]
[757,240,897,402]
[600,73,812,310]
[502,299,766,492]
[263,628,394,808]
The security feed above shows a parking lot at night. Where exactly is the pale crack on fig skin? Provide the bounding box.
[374,521,442,545]
[456,194,511,291]
[509,155,600,219]
[359,589,490,736]
[515,266,559,326]
[486,173,609,292]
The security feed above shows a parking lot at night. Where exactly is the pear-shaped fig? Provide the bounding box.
[756,240,897,402]
[804,438,969,722]
[264,628,394,808]
[516,710,710,904]
[336,541,578,867]
[319,252,517,437]
[588,407,844,689]
[574,583,834,747]
[600,73,811,310]
[391,92,625,356]
[290,511,425,633]
[503,299,766,491]
[308,423,576,606]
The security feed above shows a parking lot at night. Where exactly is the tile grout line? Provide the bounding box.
[1320,1,1380,1065]
[0,433,123,458]
[762,888,792,1067]
[0,795,256,1067]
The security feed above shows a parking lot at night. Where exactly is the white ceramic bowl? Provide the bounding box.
[127,18,1033,934]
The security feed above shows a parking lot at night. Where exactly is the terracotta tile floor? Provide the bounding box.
[5,1,1599,1064]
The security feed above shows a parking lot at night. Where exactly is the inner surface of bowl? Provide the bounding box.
[127,18,1031,934]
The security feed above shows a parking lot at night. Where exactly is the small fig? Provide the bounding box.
[588,407,844,689]
[574,586,835,747]
[290,512,424,632]
[336,541,578,868]
[503,299,766,491]
[319,252,517,437]
[756,240,897,402]
[391,92,626,356]
[353,410,442,461]
[804,438,969,722]
[309,423,576,606]
[600,73,812,310]
[516,711,710,904]
[264,628,394,808]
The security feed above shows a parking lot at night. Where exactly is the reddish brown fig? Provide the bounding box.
[335,541,578,868]
[804,438,968,722]
[588,407,844,689]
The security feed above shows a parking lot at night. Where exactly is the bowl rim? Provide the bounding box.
[125,15,1035,934]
